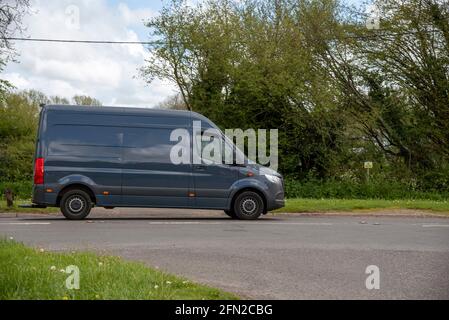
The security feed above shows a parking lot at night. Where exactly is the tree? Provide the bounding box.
[0,90,39,182]
[142,0,348,177]
[142,0,449,185]
[72,95,102,106]
[0,0,30,101]
[309,0,449,172]
[156,93,188,110]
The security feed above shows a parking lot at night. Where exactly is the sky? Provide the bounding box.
[3,0,364,108]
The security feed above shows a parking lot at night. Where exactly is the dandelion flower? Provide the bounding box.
[9,236,13,240]
[154,285,159,289]
[39,248,45,253]
[62,296,69,300]
[166,281,172,285]
[50,266,56,271]
[98,262,103,266]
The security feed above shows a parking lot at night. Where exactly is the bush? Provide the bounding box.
[284,178,449,200]
[0,139,35,182]
[0,181,32,200]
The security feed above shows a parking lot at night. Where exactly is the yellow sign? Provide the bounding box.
[364,161,373,169]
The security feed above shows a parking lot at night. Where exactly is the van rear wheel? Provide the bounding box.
[233,191,264,220]
[60,189,92,220]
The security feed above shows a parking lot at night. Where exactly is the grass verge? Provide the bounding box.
[0,200,58,214]
[277,198,449,215]
[0,239,238,300]
[2,198,449,216]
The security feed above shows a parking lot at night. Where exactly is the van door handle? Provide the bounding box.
[194,165,206,171]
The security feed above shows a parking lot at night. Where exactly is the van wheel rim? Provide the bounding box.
[241,198,257,215]
[68,196,85,213]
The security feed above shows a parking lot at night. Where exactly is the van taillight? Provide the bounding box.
[34,157,44,185]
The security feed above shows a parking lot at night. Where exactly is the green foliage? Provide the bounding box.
[284,178,449,201]
[0,91,39,183]
[143,0,349,177]
[143,0,449,190]
[0,1,30,101]
[0,61,13,102]
[0,180,32,199]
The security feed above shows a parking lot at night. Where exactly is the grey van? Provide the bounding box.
[30,105,284,220]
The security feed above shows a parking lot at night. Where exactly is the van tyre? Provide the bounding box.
[60,189,92,220]
[233,191,264,220]
[224,209,237,219]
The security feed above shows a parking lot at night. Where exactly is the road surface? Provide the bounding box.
[1,208,448,299]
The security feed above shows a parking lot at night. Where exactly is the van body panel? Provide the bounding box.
[193,164,239,209]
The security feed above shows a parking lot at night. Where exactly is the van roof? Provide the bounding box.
[43,105,216,127]
[43,104,192,117]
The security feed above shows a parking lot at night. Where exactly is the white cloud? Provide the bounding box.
[3,0,177,107]
[118,3,156,27]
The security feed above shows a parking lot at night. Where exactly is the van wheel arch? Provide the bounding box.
[57,184,96,207]
[230,187,267,215]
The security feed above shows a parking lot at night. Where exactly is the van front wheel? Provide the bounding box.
[233,191,264,220]
[60,189,92,220]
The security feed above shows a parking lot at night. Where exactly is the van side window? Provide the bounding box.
[123,127,182,164]
[47,124,122,159]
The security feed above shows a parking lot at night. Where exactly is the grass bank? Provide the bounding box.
[0,200,59,214]
[278,198,449,214]
[0,239,237,300]
[2,198,449,215]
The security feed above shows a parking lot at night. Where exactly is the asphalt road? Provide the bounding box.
[1,208,449,299]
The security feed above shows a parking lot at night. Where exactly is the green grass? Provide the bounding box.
[2,197,449,216]
[0,200,58,214]
[0,239,238,300]
[277,198,449,214]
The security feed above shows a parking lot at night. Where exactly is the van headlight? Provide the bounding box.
[265,174,281,184]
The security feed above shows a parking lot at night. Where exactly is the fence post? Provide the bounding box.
[4,188,14,207]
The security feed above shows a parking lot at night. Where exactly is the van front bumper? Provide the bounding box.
[266,187,285,211]
[272,198,285,210]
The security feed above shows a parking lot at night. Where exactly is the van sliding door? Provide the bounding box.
[121,126,193,208]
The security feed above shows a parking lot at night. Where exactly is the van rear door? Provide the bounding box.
[32,107,46,204]
[44,111,123,206]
